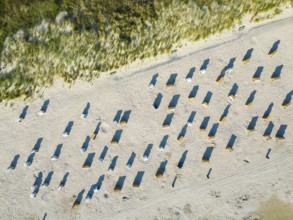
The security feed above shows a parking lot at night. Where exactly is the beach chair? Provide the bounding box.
[268,49,278,58]
[242,58,251,64]
[216,75,224,83]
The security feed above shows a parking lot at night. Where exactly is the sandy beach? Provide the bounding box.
[0,11,292,220]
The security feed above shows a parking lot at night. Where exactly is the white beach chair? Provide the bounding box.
[41,182,48,189]
[225,67,233,73]
[50,155,58,161]
[30,191,37,198]
[31,184,38,191]
[24,161,32,167]
[80,147,86,154]
[143,155,148,161]
[186,77,192,83]
[200,69,206,74]
[58,183,64,191]
[63,131,69,137]
[93,186,100,193]
[38,109,45,116]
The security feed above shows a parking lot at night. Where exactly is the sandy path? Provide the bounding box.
[0,14,292,220]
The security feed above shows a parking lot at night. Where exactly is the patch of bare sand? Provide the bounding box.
[249,195,293,220]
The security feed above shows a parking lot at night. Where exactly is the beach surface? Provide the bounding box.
[0,11,293,220]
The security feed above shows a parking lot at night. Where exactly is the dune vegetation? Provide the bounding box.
[0,0,292,101]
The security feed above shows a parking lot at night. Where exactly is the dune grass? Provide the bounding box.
[0,0,292,102]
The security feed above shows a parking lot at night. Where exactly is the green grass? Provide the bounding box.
[0,0,292,102]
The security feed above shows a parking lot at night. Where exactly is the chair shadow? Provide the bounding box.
[188,85,199,100]
[8,154,20,169]
[86,184,96,200]
[31,137,43,153]
[178,124,188,140]
[252,66,264,79]
[114,176,126,191]
[120,110,132,124]
[59,172,69,187]
[177,150,188,169]
[153,93,163,109]
[282,90,293,106]
[243,48,254,61]
[81,136,90,152]
[200,59,210,71]
[271,65,283,79]
[166,73,177,86]
[126,152,136,168]
[275,124,287,139]
[111,129,123,144]
[40,99,50,113]
[247,116,258,131]
[73,189,85,207]
[133,171,145,187]
[64,121,74,134]
[217,57,236,80]
[92,122,101,139]
[53,144,63,158]
[208,123,219,138]
[150,73,159,86]
[99,146,108,163]
[96,174,105,190]
[143,144,153,159]
[245,90,257,105]
[217,67,226,80]
[202,147,214,162]
[162,113,174,127]
[83,153,96,168]
[25,153,35,166]
[32,171,43,190]
[159,135,169,150]
[226,134,237,150]
[43,171,54,186]
[187,111,196,124]
[82,102,90,118]
[19,105,29,120]
[220,105,231,120]
[268,40,280,54]
[186,67,195,80]
[108,156,118,171]
[263,103,274,119]
[202,91,213,106]
[227,57,236,69]
[156,160,168,178]
[263,121,274,137]
[168,94,180,109]
[113,110,123,123]
[200,116,210,130]
[228,83,238,98]
[31,172,43,196]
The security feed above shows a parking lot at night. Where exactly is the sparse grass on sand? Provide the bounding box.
[0,0,293,101]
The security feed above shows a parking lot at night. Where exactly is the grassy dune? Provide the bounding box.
[0,0,292,101]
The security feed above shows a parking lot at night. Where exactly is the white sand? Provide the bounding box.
[0,12,293,220]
